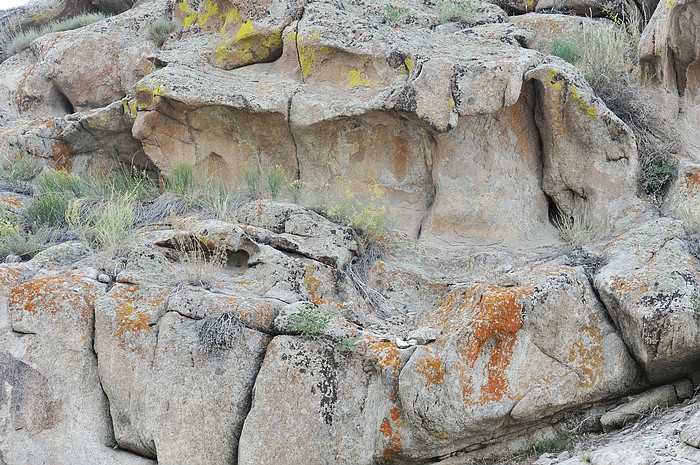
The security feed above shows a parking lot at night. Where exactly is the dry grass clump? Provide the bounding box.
[199,311,242,352]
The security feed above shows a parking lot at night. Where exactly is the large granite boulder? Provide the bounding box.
[595,219,700,383]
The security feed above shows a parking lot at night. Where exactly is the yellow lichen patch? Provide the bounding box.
[178,0,197,27]
[290,30,318,80]
[404,57,413,75]
[665,0,675,7]
[546,69,563,91]
[197,0,219,26]
[415,356,445,387]
[135,83,166,106]
[347,68,372,88]
[457,285,534,406]
[236,20,254,40]
[220,6,241,33]
[570,86,598,118]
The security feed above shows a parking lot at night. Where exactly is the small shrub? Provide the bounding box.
[287,303,332,339]
[241,164,292,200]
[199,311,242,352]
[436,0,477,24]
[380,4,411,23]
[0,153,41,187]
[531,436,571,454]
[0,223,57,261]
[194,180,241,222]
[324,183,390,247]
[551,38,579,64]
[677,198,700,235]
[0,12,109,57]
[265,164,288,200]
[333,335,362,353]
[149,18,177,43]
[26,191,73,227]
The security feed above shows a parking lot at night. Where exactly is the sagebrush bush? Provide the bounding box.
[0,12,109,57]
[199,311,242,352]
[149,18,177,43]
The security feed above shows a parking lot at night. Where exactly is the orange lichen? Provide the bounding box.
[390,407,400,421]
[9,275,99,343]
[50,140,75,171]
[567,317,604,388]
[366,339,402,376]
[456,285,533,406]
[1,194,22,208]
[415,356,445,387]
[379,414,402,463]
[685,170,700,194]
[303,265,323,304]
[108,284,169,356]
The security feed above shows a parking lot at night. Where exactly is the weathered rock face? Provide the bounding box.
[120,0,641,244]
[595,219,700,383]
[0,200,668,464]
[0,0,644,244]
[0,243,155,465]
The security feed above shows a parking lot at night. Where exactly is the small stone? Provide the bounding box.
[396,338,410,349]
[4,254,21,263]
[97,274,111,283]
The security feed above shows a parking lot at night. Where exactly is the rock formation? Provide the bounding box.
[1,0,700,464]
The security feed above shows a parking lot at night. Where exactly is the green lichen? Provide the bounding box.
[122,99,142,119]
[220,6,241,33]
[236,20,254,40]
[135,83,166,107]
[291,30,317,80]
[28,9,57,24]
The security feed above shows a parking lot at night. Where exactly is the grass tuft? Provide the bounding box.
[436,0,478,24]
[149,18,177,44]
[0,12,109,57]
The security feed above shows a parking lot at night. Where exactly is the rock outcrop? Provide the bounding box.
[1,0,643,244]
[2,0,700,463]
